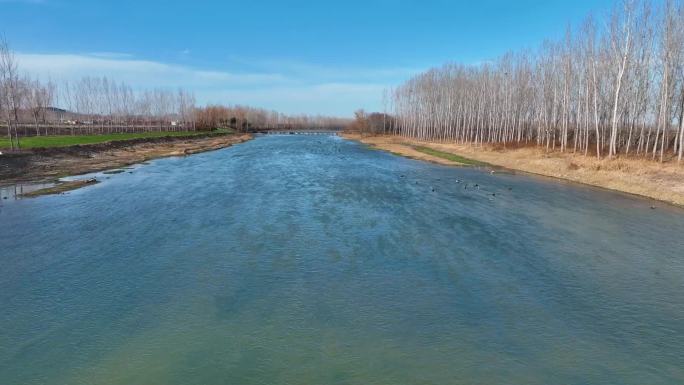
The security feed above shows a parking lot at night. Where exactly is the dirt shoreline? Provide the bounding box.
[0,133,252,187]
[343,133,684,207]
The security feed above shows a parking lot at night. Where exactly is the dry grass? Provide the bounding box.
[343,133,684,207]
[342,133,467,166]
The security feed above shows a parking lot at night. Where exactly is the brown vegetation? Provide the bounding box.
[346,110,396,135]
[193,105,348,132]
[342,133,467,166]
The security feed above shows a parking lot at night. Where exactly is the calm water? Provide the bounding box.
[1,135,684,385]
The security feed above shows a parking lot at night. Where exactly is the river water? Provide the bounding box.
[1,135,683,385]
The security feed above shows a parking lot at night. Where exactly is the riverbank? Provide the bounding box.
[0,132,252,187]
[0,130,234,150]
[343,133,684,207]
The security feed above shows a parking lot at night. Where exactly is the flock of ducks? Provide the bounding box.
[399,173,506,199]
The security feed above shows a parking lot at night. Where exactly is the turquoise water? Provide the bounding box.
[1,135,684,385]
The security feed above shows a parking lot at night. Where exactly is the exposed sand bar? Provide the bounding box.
[343,133,684,207]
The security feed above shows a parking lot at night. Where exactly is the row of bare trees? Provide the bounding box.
[0,37,22,149]
[0,38,199,149]
[58,78,198,134]
[1,37,346,150]
[386,0,684,162]
[194,105,348,131]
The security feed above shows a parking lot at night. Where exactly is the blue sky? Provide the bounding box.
[2,0,615,116]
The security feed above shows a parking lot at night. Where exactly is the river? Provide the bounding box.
[1,135,683,385]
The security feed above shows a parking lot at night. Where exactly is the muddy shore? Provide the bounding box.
[0,132,252,186]
[343,133,684,207]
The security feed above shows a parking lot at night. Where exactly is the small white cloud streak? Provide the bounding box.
[87,52,135,59]
[231,57,424,83]
[0,0,45,3]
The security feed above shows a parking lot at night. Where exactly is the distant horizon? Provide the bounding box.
[3,0,616,117]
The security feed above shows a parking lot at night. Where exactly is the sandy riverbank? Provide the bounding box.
[343,133,684,207]
[0,133,252,187]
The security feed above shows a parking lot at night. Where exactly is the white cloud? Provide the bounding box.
[14,52,409,116]
[16,53,290,88]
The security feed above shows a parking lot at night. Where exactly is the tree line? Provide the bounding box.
[0,38,346,150]
[378,0,684,162]
[0,38,200,149]
[194,105,348,132]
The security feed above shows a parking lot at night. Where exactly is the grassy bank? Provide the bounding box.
[0,129,233,150]
[412,146,488,166]
[343,133,684,207]
[1,133,252,185]
[348,134,470,166]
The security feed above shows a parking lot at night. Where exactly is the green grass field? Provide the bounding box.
[412,145,488,166]
[0,130,232,150]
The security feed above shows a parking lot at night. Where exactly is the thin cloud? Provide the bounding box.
[16,53,292,88]
[231,57,424,83]
[87,52,134,59]
[14,52,398,115]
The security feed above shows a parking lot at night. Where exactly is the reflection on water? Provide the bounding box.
[0,182,55,200]
[1,135,683,385]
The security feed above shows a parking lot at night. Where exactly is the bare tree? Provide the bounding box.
[385,0,683,163]
[0,37,22,149]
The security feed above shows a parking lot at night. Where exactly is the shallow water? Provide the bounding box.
[0,181,55,200]
[1,135,683,385]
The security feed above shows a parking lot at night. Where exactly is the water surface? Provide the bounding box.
[1,135,683,385]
